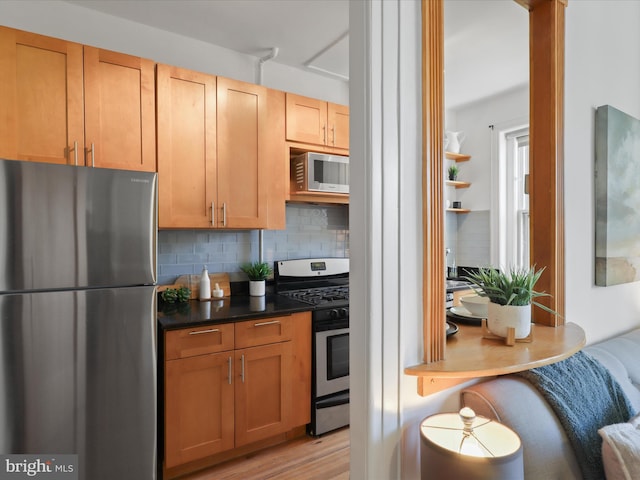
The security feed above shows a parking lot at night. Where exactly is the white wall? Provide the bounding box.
[564,0,640,343]
[451,86,528,211]
[0,0,348,104]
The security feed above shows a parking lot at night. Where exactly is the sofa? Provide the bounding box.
[460,327,640,480]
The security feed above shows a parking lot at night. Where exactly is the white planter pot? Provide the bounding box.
[487,303,532,339]
[249,280,266,296]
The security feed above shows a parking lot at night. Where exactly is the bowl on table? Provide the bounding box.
[460,294,489,317]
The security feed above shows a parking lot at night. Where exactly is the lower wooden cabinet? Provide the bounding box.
[234,342,292,447]
[165,352,234,467]
[163,312,310,472]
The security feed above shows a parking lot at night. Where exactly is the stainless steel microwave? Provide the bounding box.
[291,152,349,194]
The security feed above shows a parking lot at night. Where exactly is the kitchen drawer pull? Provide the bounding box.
[241,354,245,383]
[228,356,232,385]
[253,320,280,327]
[188,328,220,335]
[211,201,215,226]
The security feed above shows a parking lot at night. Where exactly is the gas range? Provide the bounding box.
[275,257,350,437]
[275,258,349,309]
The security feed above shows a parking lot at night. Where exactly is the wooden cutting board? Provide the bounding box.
[158,273,231,299]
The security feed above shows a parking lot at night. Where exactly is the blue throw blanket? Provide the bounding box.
[517,351,637,480]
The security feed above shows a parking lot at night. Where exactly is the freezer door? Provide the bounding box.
[0,159,157,292]
[0,286,157,480]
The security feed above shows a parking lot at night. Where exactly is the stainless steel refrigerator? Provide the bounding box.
[0,159,157,479]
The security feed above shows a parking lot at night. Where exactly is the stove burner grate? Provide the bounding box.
[279,286,349,306]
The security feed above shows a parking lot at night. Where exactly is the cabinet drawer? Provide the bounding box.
[235,315,293,349]
[165,324,234,360]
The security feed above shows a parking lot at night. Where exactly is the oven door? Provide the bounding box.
[315,327,349,397]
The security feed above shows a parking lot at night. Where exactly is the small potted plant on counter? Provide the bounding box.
[464,266,558,339]
[241,261,273,296]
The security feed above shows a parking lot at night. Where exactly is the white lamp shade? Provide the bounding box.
[420,410,524,480]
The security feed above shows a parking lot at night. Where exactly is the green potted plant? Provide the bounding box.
[464,266,557,339]
[241,261,273,296]
[448,164,459,181]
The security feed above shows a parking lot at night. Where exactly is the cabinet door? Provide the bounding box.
[235,342,293,447]
[328,103,349,150]
[216,76,267,228]
[165,352,234,468]
[285,93,328,146]
[156,64,216,228]
[0,27,84,165]
[83,47,156,172]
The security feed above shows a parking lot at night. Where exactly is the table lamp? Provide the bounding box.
[420,407,524,480]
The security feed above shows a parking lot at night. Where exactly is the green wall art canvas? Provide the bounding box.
[595,105,640,286]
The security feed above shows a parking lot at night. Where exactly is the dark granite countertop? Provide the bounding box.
[158,294,314,330]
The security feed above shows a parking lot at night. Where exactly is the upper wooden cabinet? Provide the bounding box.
[157,64,216,228]
[216,76,268,229]
[0,26,156,171]
[285,93,349,150]
[83,47,156,171]
[157,66,277,229]
[0,27,84,165]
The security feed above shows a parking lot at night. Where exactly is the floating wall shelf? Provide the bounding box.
[445,152,471,162]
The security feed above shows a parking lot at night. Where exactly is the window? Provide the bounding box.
[491,123,530,269]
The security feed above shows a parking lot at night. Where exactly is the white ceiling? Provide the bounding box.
[65,0,350,80]
[64,0,528,108]
[444,0,528,109]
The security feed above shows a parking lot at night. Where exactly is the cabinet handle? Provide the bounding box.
[211,201,215,226]
[228,356,232,385]
[241,354,245,383]
[322,124,327,144]
[86,142,95,167]
[188,328,220,335]
[222,203,227,227]
[253,320,280,327]
[332,125,336,146]
[70,140,78,166]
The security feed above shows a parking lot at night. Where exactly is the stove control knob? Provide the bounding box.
[330,309,339,319]
[339,308,348,318]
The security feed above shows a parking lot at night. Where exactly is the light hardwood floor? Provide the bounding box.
[179,427,350,480]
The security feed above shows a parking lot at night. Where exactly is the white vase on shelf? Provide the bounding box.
[445,131,466,154]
